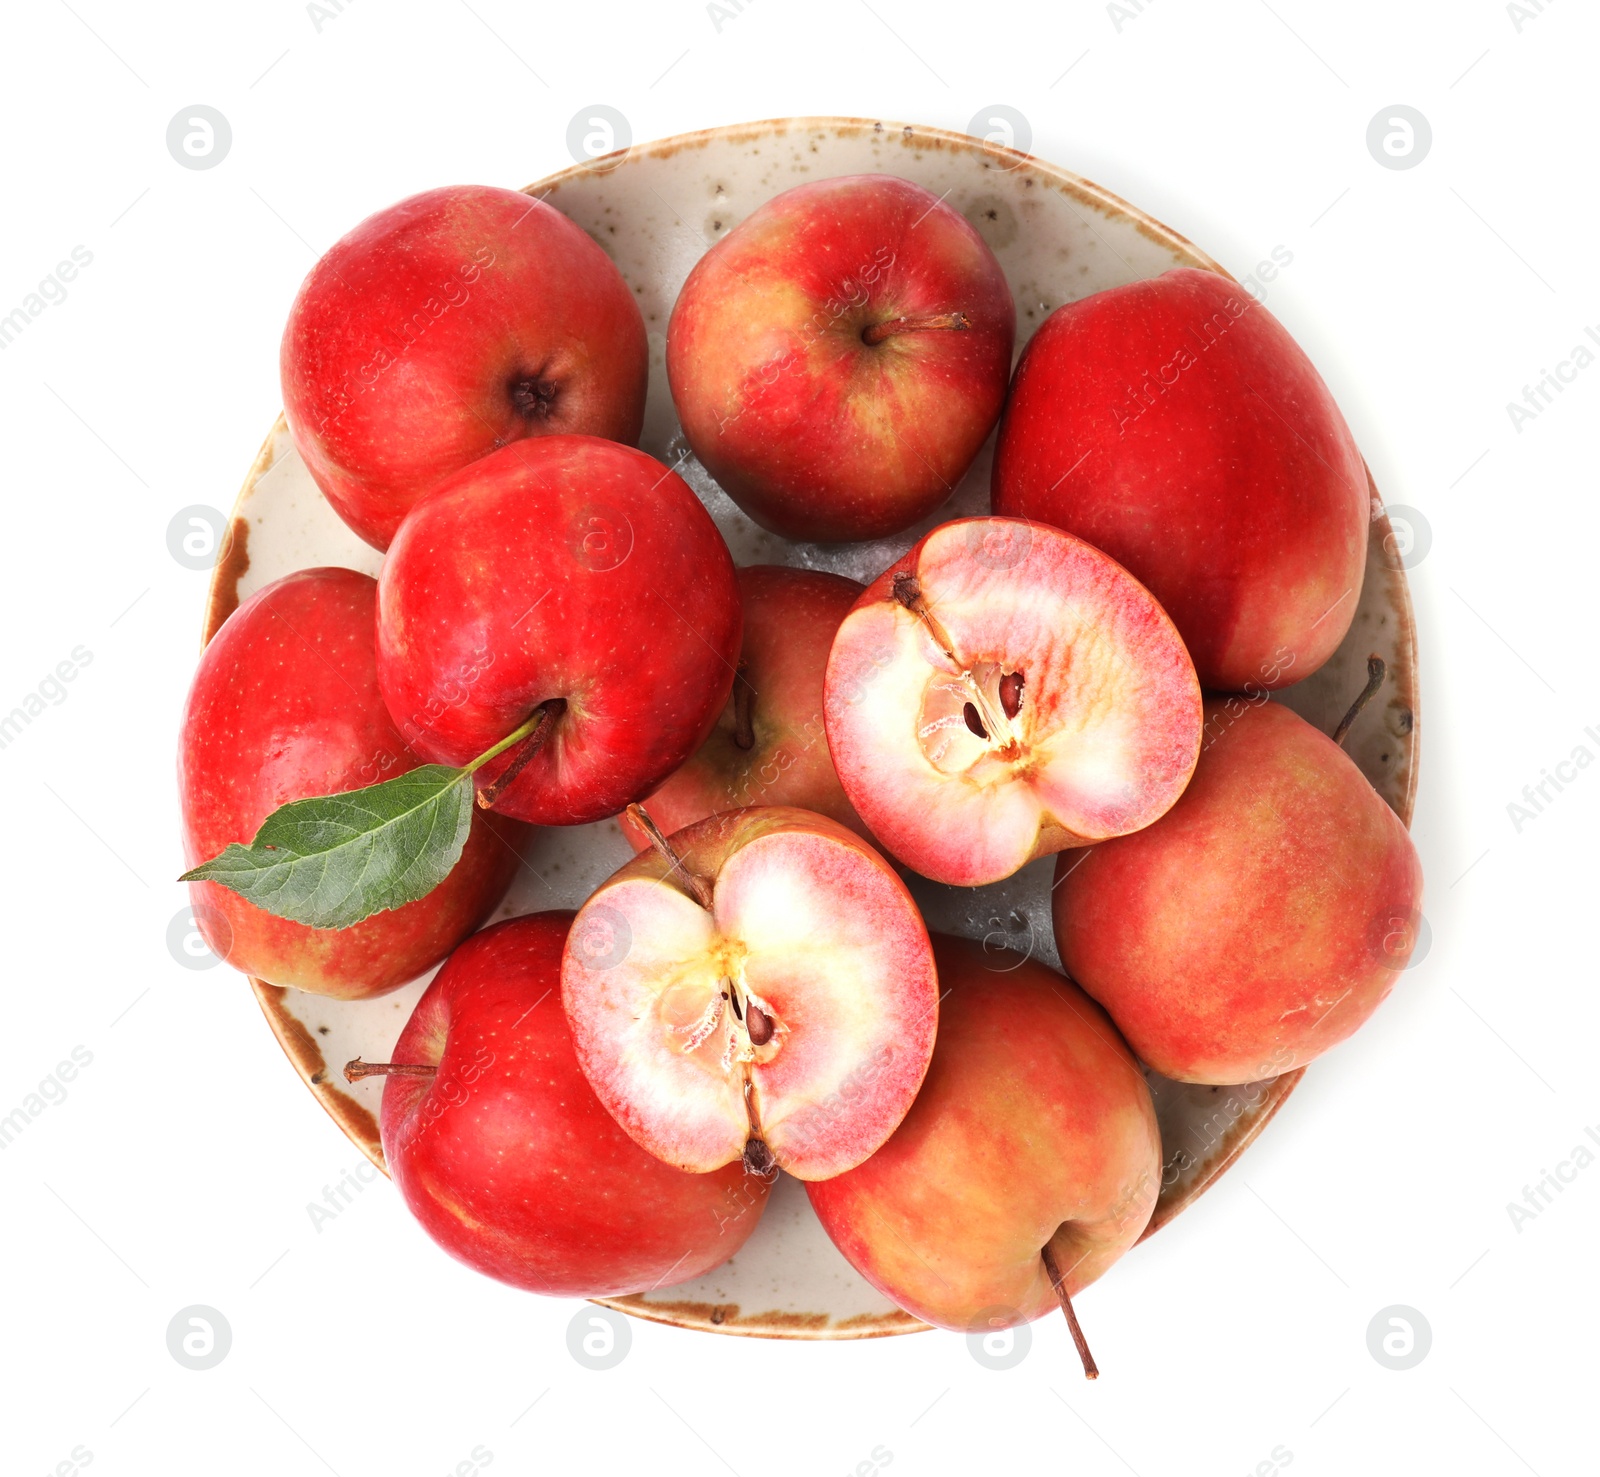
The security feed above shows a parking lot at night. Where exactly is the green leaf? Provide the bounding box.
[180,765,475,929]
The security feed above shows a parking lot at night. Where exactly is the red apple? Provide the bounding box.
[1053,696,1424,1084]
[562,806,938,1181]
[823,516,1202,887]
[282,185,648,551]
[667,174,1015,541]
[808,934,1160,1362]
[992,267,1369,691]
[178,567,521,999]
[371,912,771,1297]
[620,565,868,848]
[375,435,742,827]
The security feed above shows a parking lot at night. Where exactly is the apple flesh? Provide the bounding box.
[1053,698,1424,1084]
[561,806,939,1181]
[992,267,1369,691]
[621,565,868,848]
[807,934,1160,1351]
[667,174,1015,541]
[178,567,521,999]
[376,434,742,827]
[823,516,1203,888]
[282,184,648,550]
[374,912,771,1297]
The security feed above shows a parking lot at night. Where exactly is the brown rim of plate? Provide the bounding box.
[208,115,1420,1340]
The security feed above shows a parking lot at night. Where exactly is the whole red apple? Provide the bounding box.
[1053,697,1424,1084]
[282,185,648,550]
[667,174,1015,541]
[824,516,1202,887]
[808,935,1160,1365]
[178,567,521,999]
[993,267,1369,691]
[376,435,742,827]
[621,565,868,848]
[563,806,938,1181]
[372,912,771,1297]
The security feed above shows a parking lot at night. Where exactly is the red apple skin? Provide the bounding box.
[667,174,1016,541]
[992,268,1369,691]
[807,935,1160,1332]
[376,435,742,827]
[1053,699,1424,1085]
[178,568,522,1000]
[621,566,868,848]
[381,912,771,1297]
[281,185,648,551]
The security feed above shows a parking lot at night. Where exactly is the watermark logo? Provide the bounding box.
[167,506,233,570]
[966,106,1031,168]
[1366,906,1431,972]
[569,503,634,572]
[1378,503,1432,569]
[967,1306,1030,1370]
[567,107,631,172]
[167,1305,232,1370]
[965,518,1035,572]
[566,1305,631,1369]
[570,905,632,971]
[1366,1304,1431,1369]
[167,903,234,970]
[1366,106,1431,171]
[166,107,232,171]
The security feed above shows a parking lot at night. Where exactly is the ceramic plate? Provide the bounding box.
[202,116,1419,1340]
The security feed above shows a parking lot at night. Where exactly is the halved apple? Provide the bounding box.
[823,517,1203,887]
[560,806,938,1181]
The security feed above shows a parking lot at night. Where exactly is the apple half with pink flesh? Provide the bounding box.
[621,565,868,848]
[808,934,1161,1376]
[367,912,770,1297]
[561,806,938,1180]
[823,517,1203,888]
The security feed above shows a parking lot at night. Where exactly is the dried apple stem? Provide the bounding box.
[469,699,564,809]
[741,1076,774,1175]
[626,803,714,910]
[862,311,970,346]
[1331,655,1386,748]
[344,1058,437,1083]
[1041,1243,1099,1380]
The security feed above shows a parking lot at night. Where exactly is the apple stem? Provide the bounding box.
[741,1076,776,1175]
[892,573,1022,761]
[474,699,564,809]
[733,666,756,751]
[1041,1243,1099,1380]
[626,803,715,910]
[1331,655,1386,748]
[344,1058,437,1083]
[862,311,971,346]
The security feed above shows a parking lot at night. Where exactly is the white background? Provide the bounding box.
[1,1,1594,1473]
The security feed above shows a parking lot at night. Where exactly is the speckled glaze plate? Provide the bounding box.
[203,117,1418,1340]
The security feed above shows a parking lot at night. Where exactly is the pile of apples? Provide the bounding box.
[178,175,1422,1373]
